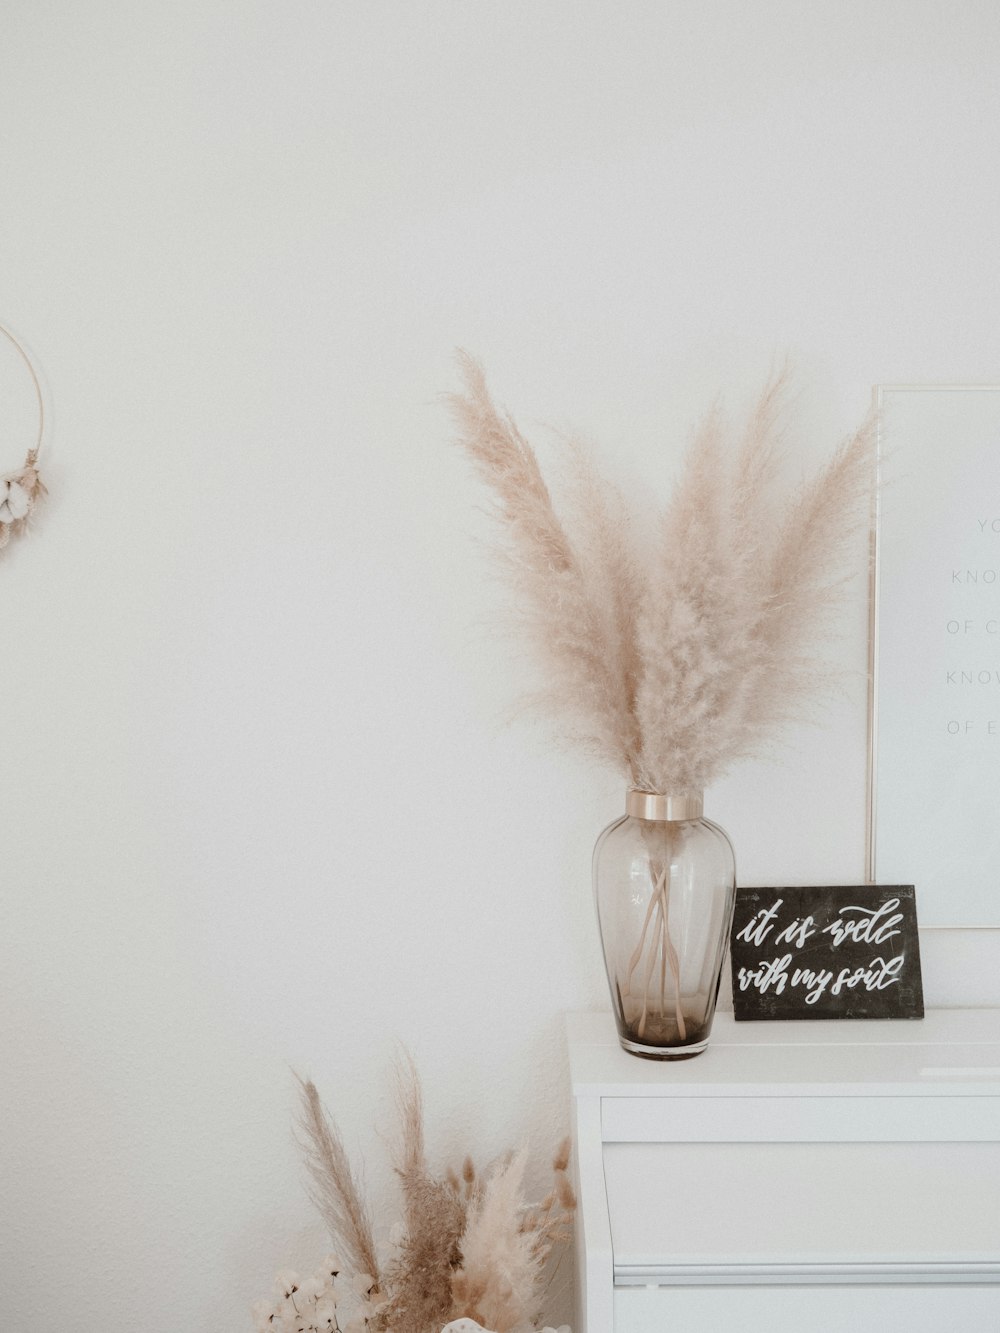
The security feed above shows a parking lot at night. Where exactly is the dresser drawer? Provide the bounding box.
[602,1092,1000,1142]
[605,1140,1000,1281]
[614,1283,1000,1333]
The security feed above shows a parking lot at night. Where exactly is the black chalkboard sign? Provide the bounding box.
[729,885,924,1021]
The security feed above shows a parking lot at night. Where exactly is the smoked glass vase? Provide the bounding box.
[593,790,736,1060]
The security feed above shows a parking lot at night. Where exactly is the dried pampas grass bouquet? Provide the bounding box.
[448,356,875,1058]
[254,1057,575,1333]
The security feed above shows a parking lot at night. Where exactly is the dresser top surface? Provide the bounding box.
[567,1008,1000,1097]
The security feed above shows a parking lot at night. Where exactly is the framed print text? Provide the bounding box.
[870,386,1000,926]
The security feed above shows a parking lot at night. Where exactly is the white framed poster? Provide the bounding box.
[869,386,1000,927]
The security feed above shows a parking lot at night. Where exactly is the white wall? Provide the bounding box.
[2,3,999,1328]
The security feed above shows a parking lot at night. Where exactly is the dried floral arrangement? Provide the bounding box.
[254,1058,574,1333]
[447,354,875,795]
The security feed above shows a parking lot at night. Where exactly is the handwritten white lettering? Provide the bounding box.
[822,899,903,948]
[829,955,905,995]
[736,953,793,995]
[790,966,835,1003]
[774,915,817,948]
[735,900,782,947]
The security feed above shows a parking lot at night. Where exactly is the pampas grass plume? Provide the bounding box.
[378,1053,466,1333]
[450,356,875,795]
[451,1151,541,1333]
[294,1076,382,1291]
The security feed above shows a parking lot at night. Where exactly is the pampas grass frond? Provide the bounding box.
[451,357,875,795]
[449,1137,577,1333]
[732,413,877,752]
[552,1136,571,1174]
[377,1053,466,1333]
[451,1151,542,1333]
[448,353,643,777]
[562,436,645,771]
[294,1075,382,1290]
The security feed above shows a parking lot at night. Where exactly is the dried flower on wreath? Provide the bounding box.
[0,458,44,552]
[447,354,875,795]
[0,323,46,559]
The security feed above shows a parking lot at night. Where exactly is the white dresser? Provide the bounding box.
[567,1009,1000,1332]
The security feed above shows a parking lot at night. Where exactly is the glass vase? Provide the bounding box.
[593,790,736,1060]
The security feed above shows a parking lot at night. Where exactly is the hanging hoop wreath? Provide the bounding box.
[0,322,45,554]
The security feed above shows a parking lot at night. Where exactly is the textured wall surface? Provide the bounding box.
[2,2,999,1328]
